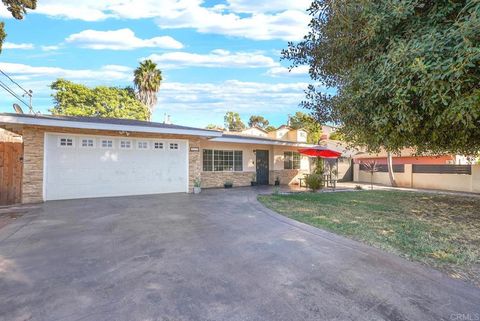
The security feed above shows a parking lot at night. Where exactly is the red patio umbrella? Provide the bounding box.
[298,146,342,158]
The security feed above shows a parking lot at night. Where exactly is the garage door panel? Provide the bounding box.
[45,134,188,200]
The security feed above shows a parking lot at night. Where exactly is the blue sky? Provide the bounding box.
[0,0,322,128]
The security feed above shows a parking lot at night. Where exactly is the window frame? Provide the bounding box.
[79,137,95,149]
[100,139,114,149]
[119,139,132,150]
[169,143,179,150]
[284,151,301,170]
[58,137,75,148]
[153,141,164,150]
[203,149,243,172]
[137,140,149,150]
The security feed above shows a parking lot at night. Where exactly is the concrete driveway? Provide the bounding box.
[1,187,479,321]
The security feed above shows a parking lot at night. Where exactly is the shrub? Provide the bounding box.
[304,174,323,191]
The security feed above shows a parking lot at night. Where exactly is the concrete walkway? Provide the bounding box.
[0,187,479,321]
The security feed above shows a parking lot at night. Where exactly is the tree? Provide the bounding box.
[329,131,345,141]
[289,111,322,144]
[0,0,36,53]
[265,125,276,132]
[224,112,246,131]
[50,79,150,120]
[283,0,480,186]
[206,124,223,130]
[248,115,269,128]
[133,59,162,120]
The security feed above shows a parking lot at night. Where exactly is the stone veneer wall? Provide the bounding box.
[201,171,252,188]
[0,128,22,143]
[269,169,309,185]
[19,125,204,203]
[22,127,44,203]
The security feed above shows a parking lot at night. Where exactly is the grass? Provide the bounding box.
[258,190,480,286]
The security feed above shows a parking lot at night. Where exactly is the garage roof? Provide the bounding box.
[0,113,223,137]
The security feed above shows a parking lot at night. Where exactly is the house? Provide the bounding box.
[239,126,268,137]
[0,113,315,204]
[267,125,308,143]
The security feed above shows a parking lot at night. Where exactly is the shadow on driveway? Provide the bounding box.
[0,187,479,321]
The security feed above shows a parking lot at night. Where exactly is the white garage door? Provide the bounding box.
[44,133,188,200]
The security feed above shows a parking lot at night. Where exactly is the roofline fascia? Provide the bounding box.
[0,115,222,137]
[210,136,315,147]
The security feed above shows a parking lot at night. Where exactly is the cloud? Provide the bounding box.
[146,49,279,69]
[65,28,183,50]
[0,62,132,82]
[219,0,311,14]
[154,80,310,118]
[266,65,309,77]
[31,0,310,41]
[2,42,35,50]
[41,45,61,51]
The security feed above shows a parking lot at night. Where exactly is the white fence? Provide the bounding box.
[354,164,480,193]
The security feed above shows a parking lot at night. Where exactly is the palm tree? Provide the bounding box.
[133,59,162,120]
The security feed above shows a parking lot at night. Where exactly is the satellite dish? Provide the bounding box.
[13,103,24,114]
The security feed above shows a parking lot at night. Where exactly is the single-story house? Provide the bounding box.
[0,113,316,204]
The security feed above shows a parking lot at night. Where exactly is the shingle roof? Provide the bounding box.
[0,113,221,133]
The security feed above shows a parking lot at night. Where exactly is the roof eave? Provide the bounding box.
[210,136,315,147]
[0,114,222,137]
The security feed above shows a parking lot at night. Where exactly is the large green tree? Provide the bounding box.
[289,111,322,144]
[283,0,480,156]
[0,0,36,53]
[50,79,150,120]
[248,115,269,128]
[224,111,246,131]
[134,59,162,120]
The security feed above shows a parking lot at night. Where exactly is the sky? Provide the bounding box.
[0,0,325,128]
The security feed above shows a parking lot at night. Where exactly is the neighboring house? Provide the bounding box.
[320,124,337,141]
[267,125,308,143]
[240,126,268,137]
[0,113,315,204]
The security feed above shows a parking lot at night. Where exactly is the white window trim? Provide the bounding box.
[137,140,149,150]
[57,136,75,148]
[169,142,179,151]
[79,137,96,149]
[100,139,114,149]
[153,141,165,150]
[119,139,132,150]
[203,149,243,172]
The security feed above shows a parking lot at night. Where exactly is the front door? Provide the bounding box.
[256,150,269,185]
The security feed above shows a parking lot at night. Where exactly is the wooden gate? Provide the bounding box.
[0,142,23,205]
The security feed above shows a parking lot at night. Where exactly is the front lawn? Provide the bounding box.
[258,190,480,286]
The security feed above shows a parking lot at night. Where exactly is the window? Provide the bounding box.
[137,141,149,149]
[203,149,243,172]
[59,137,74,147]
[101,139,113,149]
[80,138,94,148]
[119,140,131,149]
[203,149,213,171]
[284,151,300,169]
[153,142,164,150]
[169,143,179,150]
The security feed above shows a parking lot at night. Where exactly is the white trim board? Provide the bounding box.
[0,114,222,138]
[209,137,315,147]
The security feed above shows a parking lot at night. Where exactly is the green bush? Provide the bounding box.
[304,174,323,191]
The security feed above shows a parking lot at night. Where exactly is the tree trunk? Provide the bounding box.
[387,152,397,187]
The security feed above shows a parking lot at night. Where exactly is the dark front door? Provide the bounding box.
[256,150,269,185]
